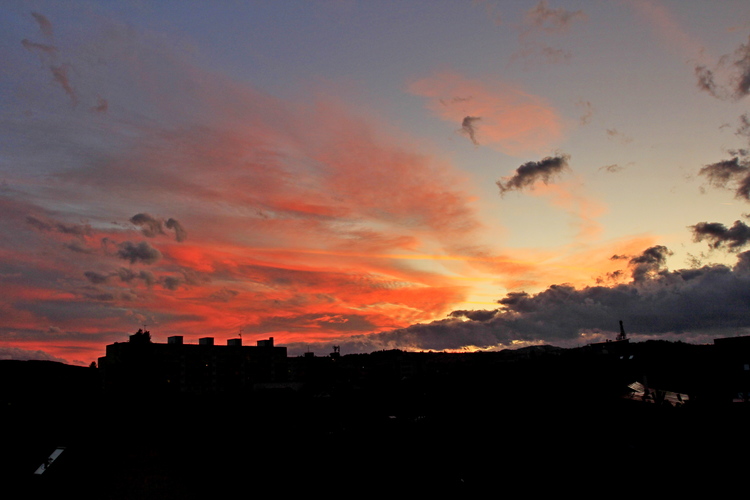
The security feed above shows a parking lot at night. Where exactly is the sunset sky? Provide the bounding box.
[3,1,750,365]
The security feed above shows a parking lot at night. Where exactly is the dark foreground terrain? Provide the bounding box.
[3,344,749,498]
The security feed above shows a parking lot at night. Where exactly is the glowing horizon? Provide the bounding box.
[3,1,750,365]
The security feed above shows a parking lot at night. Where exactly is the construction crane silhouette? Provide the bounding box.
[616,320,627,342]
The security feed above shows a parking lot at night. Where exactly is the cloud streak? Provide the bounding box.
[31,12,54,39]
[20,12,80,107]
[0,11,510,363]
[695,35,750,101]
[523,1,587,34]
[409,71,563,155]
[513,1,587,66]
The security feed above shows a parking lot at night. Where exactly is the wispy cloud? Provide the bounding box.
[513,1,587,65]
[605,128,634,145]
[409,71,563,155]
[1,13,512,363]
[523,1,587,34]
[576,100,594,126]
[20,12,80,107]
[599,164,624,173]
[695,35,750,101]
[629,0,706,59]
[31,11,54,39]
[461,116,481,146]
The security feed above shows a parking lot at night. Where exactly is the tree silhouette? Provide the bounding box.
[129,328,152,344]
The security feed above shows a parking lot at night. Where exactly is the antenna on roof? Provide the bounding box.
[617,320,627,342]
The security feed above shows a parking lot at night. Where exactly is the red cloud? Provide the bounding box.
[408,71,564,156]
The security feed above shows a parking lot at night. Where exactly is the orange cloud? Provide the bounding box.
[629,0,707,60]
[408,71,564,156]
[531,181,607,243]
[2,12,636,365]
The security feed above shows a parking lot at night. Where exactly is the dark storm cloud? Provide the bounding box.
[695,35,750,100]
[699,157,750,200]
[691,220,750,251]
[314,247,750,354]
[449,309,498,322]
[116,241,162,265]
[497,153,570,195]
[461,116,481,146]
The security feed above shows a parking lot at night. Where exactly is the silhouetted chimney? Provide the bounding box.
[199,337,214,346]
[227,338,242,346]
[168,336,183,345]
[257,337,274,347]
